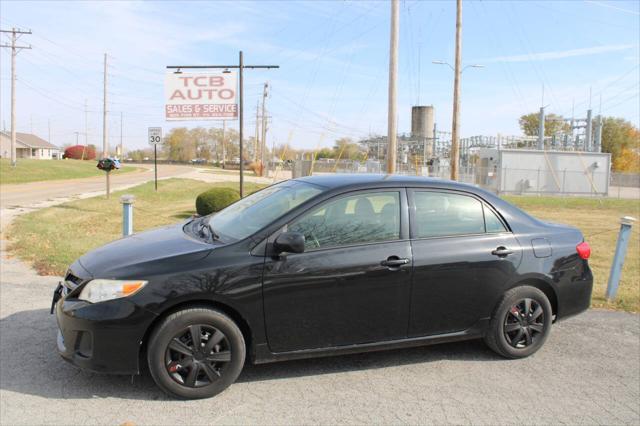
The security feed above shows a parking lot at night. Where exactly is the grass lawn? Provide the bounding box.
[0,158,139,185]
[6,184,639,312]
[7,178,264,275]
[504,196,639,312]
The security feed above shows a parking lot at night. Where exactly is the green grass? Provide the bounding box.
[504,195,640,312]
[7,187,640,312]
[7,179,265,275]
[0,158,139,185]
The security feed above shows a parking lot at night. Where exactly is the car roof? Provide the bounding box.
[293,173,544,232]
[295,173,481,192]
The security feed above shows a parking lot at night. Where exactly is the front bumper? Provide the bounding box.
[55,295,157,375]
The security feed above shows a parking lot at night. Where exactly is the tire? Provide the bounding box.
[484,285,552,359]
[147,307,246,399]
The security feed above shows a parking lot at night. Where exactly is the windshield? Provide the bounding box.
[209,181,323,241]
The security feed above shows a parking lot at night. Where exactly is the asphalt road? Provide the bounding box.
[0,247,638,425]
[0,164,195,208]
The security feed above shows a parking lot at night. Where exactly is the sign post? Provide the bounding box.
[148,127,162,191]
[166,54,278,197]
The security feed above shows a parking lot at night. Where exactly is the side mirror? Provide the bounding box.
[273,231,305,254]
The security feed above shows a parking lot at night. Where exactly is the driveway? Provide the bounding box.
[0,247,638,425]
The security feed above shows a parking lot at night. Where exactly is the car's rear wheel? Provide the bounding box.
[147,307,245,399]
[484,285,552,359]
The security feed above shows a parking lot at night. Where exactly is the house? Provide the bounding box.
[0,131,61,160]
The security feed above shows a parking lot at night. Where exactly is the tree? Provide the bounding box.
[600,117,640,172]
[519,112,570,136]
[333,138,364,160]
[162,127,241,163]
[315,147,334,159]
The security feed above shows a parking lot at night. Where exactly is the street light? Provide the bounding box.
[432,60,484,73]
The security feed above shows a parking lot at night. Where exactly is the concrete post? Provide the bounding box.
[605,216,637,301]
[121,194,135,237]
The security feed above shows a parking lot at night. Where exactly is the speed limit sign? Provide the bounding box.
[148,127,162,145]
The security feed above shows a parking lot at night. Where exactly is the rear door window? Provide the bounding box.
[412,191,485,238]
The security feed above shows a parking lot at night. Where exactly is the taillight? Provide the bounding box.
[576,242,591,260]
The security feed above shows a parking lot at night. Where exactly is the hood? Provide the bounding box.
[77,222,217,278]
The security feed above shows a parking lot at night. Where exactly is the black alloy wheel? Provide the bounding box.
[147,307,245,399]
[165,324,231,388]
[484,285,552,359]
[503,298,545,349]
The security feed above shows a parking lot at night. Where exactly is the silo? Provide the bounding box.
[411,106,435,158]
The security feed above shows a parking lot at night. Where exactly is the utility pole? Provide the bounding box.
[221,120,226,168]
[261,82,269,176]
[387,0,399,174]
[450,0,462,181]
[84,99,88,146]
[102,53,110,198]
[119,112,123,157]
[254,100,260,162]
[166,53,278,197]
[1,28,32,167]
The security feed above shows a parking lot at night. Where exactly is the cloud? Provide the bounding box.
[482,44,636,63]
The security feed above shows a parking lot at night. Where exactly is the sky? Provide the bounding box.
[1,0,639,152]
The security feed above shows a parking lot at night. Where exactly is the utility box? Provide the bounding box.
[476,149,611,196]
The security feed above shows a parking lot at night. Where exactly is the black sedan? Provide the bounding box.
[53,174,593,399]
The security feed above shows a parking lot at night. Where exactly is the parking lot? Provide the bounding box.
[1,243,638,425]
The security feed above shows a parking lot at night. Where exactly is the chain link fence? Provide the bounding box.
[297,159,638,199]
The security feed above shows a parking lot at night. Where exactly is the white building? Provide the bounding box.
[0,131,61,160]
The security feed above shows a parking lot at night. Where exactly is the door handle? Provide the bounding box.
[381,257,410,267]
[492,247,514,257]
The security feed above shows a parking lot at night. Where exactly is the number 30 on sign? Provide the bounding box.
[148,127,162,145]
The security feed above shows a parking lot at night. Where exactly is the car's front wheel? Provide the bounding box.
[484,285,552,359]
[147,307,245,399]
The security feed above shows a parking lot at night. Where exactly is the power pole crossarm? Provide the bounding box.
[1,28,32,167]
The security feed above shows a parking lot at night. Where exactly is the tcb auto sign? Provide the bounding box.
[164,72,238,120]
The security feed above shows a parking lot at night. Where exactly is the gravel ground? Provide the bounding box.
[1,245,638,425]
[1,172,639,425]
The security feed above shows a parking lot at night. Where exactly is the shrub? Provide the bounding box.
[248,161,264,176]
[195,187,240,216]
[63,145,96,160]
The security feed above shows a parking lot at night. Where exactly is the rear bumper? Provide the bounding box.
[55,297,157,375]
[556,262,594,320]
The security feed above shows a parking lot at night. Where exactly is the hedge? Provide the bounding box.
[195,187,240,216]
[63,145,96,160]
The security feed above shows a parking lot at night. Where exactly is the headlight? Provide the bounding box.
[78,279,148,303]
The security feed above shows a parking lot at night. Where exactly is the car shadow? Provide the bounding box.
[0,308,501,401]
